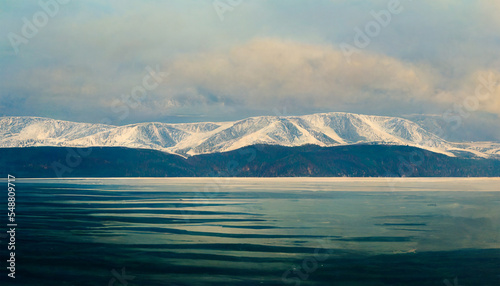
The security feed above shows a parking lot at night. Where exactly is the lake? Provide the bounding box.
[5,178,500,285]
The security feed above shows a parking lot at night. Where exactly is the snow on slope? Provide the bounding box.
[0,117,113,147]
[1,112,499,158]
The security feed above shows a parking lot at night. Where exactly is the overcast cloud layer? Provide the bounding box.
[1,0,499,141]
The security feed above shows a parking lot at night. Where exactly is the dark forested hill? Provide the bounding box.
[1,144,499,178]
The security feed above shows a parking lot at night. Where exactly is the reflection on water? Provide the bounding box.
[7,178,500,285]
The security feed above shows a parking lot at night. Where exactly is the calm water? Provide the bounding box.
[3,178,500,285]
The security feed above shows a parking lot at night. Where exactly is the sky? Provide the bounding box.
[0,0,499,141]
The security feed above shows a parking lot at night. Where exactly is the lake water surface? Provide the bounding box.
[5,178,500,285]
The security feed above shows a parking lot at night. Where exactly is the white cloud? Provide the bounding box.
[163,38,435,112]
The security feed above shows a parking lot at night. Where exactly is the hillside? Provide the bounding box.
[2,145,499,178]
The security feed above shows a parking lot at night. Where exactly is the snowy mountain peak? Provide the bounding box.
[1,113,499,159]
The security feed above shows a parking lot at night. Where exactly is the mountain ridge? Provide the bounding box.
[1,112,499,159]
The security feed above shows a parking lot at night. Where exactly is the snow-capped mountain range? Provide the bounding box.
[1,112,499,159]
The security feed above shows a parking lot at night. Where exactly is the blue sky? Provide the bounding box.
[0,0,499,140]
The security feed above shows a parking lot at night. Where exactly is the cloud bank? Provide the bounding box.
[0,0,499,141]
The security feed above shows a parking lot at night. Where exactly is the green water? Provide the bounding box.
[2,178,500,285]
